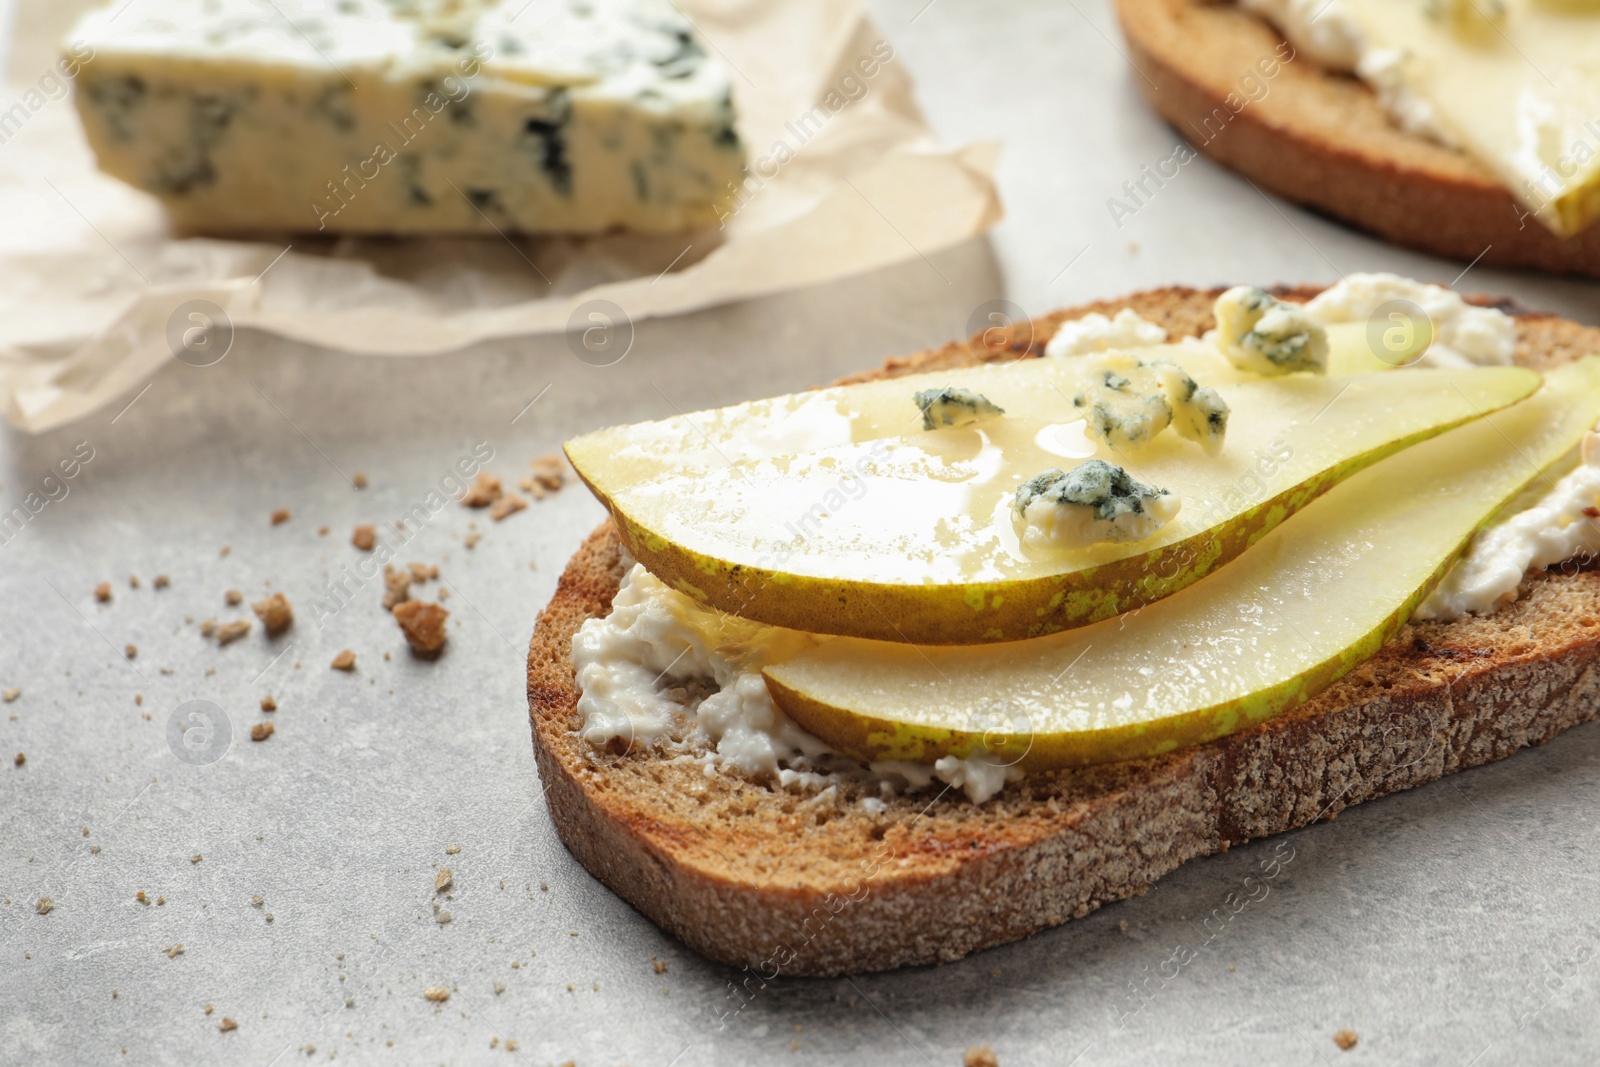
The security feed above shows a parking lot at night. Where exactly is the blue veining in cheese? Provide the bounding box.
[67,0,746,234]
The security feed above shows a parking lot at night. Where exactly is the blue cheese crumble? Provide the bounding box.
[1011,460,1180,549]
[1213,286,1330,376]
[1072,353,1230,454]
[67,0,746,235]
[914,386,1005,430]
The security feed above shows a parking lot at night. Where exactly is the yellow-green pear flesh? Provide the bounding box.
[577,365,1539,644]
[761,358,1600,771]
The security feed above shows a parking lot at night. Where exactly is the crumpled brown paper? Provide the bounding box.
[0,0,1001,432]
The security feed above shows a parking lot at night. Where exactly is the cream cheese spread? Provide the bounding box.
[573,564,1022,802]
[1416,432,1600,620]
[1044,308,1169,358]
[1302,273,1516,369]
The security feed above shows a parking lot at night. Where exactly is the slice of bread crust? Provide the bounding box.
[1114,0,1600,278]
[527,287,1600,977]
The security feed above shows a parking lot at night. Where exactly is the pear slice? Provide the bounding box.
[577,366,1539,644]
[565,339,1248,486]
[762,359,1600,770]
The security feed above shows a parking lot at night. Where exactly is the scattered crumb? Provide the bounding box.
[493,983,505,995]
[252,593,293,637]
[1333,1030,1358,1051]
[964,1046,999,1067]
[460,471,503,508]
[270,508,291,526]
[528,454,566,496]
[382,564,411,610]
[435,912,452,925]
[156,896,165,906]
[489,493,527,521]
[505,1039,518,1052]
[3,688,18,702]
[445,844,460,855]
[437,587,449,601]
[220,546,230,557]
[192,855,202,864]
[199,618,216,637]
[654,961,668,974]
[203,1004,213,1015]
[35,897,51,915]
[249,722,275,742]
[136,891,148,905]
[135,695,143,707]
[393,601,448,657]
[318,526,329,536]
[154,575,170,589]
[224,589,243,606]
[353,471,368,489]
[260,696,276,712]
[166,944,184,958]
[330,650,357,672]
[215,620,251,646]
[1118,920,1128,933]
[12,753,23,767]
[265,913,274,923]
[463,530,482,550]
[352,525,376,551]
[435,869,453,894]
[219,1017,236,1032]
[94,582,112,603]
[422,986,450,1003]
[409,562,439,583]
[251,896,263,908]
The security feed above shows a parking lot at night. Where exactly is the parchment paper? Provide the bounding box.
[0,0,1002,432]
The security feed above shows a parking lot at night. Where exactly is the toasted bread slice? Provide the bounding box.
[527,286,1600,977]
[1113,0,1600,278]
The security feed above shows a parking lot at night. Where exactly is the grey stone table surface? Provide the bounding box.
[4,1,1600,1064]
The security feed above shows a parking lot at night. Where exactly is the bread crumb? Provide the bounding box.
[330,650,357,672]
[136,890,148,905]
[445,844,460,855]
[224,589,243,606]
[461,471,502,508]
[35,897,51,915]
[156,896,165,906]
[260,696,276,712]
[435,868,453,893]
[353,471,368,489]
[3,688,18,702]
[438,587,450,601]
[199,618,216,637]
[219,1017,236,1032]
[317,526,329,536]
[423,986,450,1003]
[1333,1030,1358,1051]
[249,722,275,742]
[435,912,452,925]
[529,454,566,493]
[463,531,482,550]
[493,982,505,994]
[382,564,411,610]
[964,1046,999,1067]
[220,546,230,557]
[270,508,291,526]
[215,620,251,646]
[653,961,668,974]
[251,896,263,907]
[94,582,112,603]
[203,1004,213,1015]
[393,601,449,657]
[191,854,202,864]
[153,575,170,589]
[352,524,376,551]
[166,944,184,958]
[489,492,527,521]
[409,562,439,583]
[252,593,293,636]
[13,752,23,767]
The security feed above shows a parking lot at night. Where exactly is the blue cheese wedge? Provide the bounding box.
[914,386,1005,430]
[1072,354,1229,454]
[1212,287,1329,376]
[1011,461,1179,549]
[66,0,745,234]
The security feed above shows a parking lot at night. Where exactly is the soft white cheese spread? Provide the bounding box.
[1303,273,1517,369]
[1044,309,1168,358]
[1416,433,1600,620]
[572,564,1023,803]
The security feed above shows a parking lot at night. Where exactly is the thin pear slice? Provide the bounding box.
[762,359,1600,770]
[565,339,1248,485]
[587,367,1538,644]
